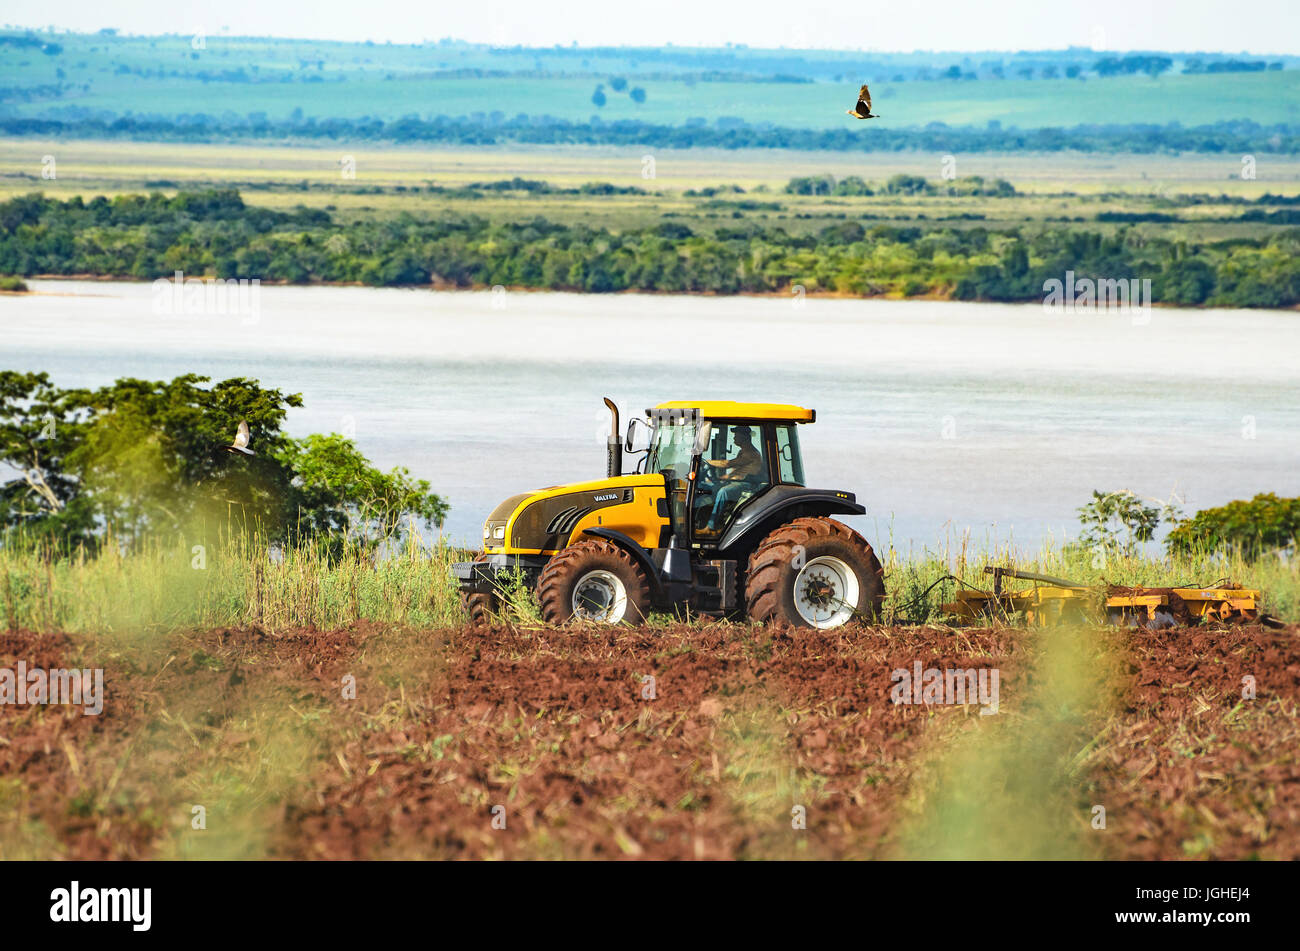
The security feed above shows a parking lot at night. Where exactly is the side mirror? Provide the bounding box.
[692,421,712,456]
[625,417,650,453]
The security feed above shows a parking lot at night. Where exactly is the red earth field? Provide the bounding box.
[1,618,1296,860]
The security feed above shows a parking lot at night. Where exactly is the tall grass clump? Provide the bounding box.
[0,522,467,636]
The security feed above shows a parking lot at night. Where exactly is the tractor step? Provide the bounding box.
[691,559,737,612]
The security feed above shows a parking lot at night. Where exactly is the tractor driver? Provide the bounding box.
[703,425,763,532]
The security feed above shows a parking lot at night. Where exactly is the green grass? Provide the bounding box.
[896,622,1118,859]
[1,527,1294,635]
[0,528,467,637]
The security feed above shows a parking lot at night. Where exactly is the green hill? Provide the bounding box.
[2,30,1296,130]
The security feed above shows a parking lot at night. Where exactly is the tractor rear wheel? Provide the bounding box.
[463,552,498,629]
[538,538,651,625]
[745,517,884,628]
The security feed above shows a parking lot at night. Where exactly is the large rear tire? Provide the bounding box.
[745,517,884,628]
[538,538,651,625]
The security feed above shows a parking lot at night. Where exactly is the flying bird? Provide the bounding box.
[225,420,254,456]
[846,83,878,119]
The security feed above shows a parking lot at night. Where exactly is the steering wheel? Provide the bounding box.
[697,462,723,489]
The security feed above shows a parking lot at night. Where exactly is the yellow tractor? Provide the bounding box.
[453,399,884,628]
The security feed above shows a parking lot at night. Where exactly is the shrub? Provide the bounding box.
[1166,493,1300,557]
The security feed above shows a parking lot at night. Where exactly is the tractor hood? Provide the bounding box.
[481,474,664,554]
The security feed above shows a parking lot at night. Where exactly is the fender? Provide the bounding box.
[581,527,663,596]
[717,485,867,554]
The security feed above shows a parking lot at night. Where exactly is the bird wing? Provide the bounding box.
[234,420,250,449]
[858,84,871,109]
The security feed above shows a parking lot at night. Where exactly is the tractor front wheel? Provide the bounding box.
[463,552,498,629]
[538,539,651,625]
[745,517,884,628]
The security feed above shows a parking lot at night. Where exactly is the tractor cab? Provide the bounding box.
[640,401,813,548]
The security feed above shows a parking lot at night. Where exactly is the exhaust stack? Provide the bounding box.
[603,397,622,478]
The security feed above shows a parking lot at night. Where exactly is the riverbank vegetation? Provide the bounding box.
[3,188,1298,306]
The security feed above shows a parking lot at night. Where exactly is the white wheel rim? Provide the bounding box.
[794,556,859,628]
[571,570,628,623]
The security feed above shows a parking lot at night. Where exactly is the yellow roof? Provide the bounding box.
[651,401,816,422]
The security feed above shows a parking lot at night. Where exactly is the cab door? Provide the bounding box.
[692,421,773,540]
[646,410,706,546]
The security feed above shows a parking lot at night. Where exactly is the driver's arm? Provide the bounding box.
[704,459,741,477]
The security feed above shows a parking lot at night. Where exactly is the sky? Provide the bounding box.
[5,0,1299,54]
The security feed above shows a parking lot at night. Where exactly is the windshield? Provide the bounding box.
[647,412,705,541]
[647,414,698,478]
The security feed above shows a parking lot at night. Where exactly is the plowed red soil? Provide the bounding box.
[1086,622,1300,859]
[1,619,1296,860]
[283,623,1028,859]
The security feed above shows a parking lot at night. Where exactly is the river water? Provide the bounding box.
[5,280,1298,554]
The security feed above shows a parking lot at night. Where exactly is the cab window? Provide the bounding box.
[774,424,805,485]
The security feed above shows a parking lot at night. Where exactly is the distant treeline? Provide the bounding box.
[785,174,1017,197]
[7,29,1291,81]
[7,28,1294,82]
[2,190,1297,307]
[434,177,646,196]
[4,114,1298,154]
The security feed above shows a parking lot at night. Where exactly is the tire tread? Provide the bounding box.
[744,517,883,626]
[538,538,651,625]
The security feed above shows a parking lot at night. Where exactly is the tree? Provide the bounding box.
[591,85,606,108]
[0,371,95,543]
[1076,489,1170,556]
[883,174,931,196]
[629,86,646,104]
[1159,257,1216,305]
[0,373,446,549]
[1166,494,1300,557]
[784,175,834,196]
[288,433,448,545]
